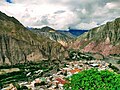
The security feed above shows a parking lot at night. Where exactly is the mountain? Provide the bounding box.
[0,11,66,65]
[58,29,88,37]
[57,30,75,38]
[74,17,120,56]
[32,26,55,32]
[69,29,88,37]
[30,26,74,47]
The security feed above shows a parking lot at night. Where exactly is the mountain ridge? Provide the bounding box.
[0,11,67,65]
[57,29,88,37]
[74,17,120,56]
[30,26,74,47]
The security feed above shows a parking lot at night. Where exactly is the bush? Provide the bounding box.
[117,60,120,64]
[64,68,120,90]
[108,63,119,72]
[68,50,94,60]
[110,54,120,57]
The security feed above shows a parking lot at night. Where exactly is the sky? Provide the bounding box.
[0,0,120,30]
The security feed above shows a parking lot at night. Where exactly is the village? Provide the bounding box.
[1,60,114,90]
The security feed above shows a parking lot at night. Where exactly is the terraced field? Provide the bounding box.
[0,60,61,88]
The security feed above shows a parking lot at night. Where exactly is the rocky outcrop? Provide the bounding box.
[0,11,66,65]
[74,17,120,56]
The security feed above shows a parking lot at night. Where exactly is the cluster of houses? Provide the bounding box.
[1,60,113,90]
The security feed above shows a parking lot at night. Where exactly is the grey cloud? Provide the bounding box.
[16,0,120,29]
[54,10,66,14]
[41,15,49,25]
[33,15,50,26]
[65,0,120,28]
[1,0,120,29]
[67,0,120,26]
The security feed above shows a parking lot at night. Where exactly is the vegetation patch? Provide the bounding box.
[68,50,95,60]
[108,63,119,72]
[117,60,120,64]
[64,68,120,90]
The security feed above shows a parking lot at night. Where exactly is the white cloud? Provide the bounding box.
[76,21,98,30]
[0,0,120,30]
[105,2,118,9]
[81,9,87,14]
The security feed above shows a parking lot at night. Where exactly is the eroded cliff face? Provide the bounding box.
[30,26,74,47]
[74,17,120,56]
[0,11,66,65]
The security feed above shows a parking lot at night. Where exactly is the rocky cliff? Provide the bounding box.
[0,11,66,65]
[30,26,74,47]
[74,17,120,56]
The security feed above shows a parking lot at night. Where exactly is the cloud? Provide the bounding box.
[54,10,66,14]
[0,0,120,30]
[76,21,98,30]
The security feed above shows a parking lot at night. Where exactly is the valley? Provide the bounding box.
[0,55,120,90]
[0,10,120,90]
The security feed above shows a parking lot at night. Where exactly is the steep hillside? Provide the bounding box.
[0,11,66,65]
[30,26,74,47]
[74,17,120,56]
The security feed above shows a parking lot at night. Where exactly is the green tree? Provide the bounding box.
[64,68,120,90]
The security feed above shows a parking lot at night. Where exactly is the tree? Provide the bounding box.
[64,68,120,90]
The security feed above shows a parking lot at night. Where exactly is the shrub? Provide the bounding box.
[108,63,119,72]
[117,60,120,64]
[64,68,120,90]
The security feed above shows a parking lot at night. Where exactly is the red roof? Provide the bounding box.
[69,68,82,74]
[56,78,67,84]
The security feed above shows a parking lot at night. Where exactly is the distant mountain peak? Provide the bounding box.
[32,26,56,32]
